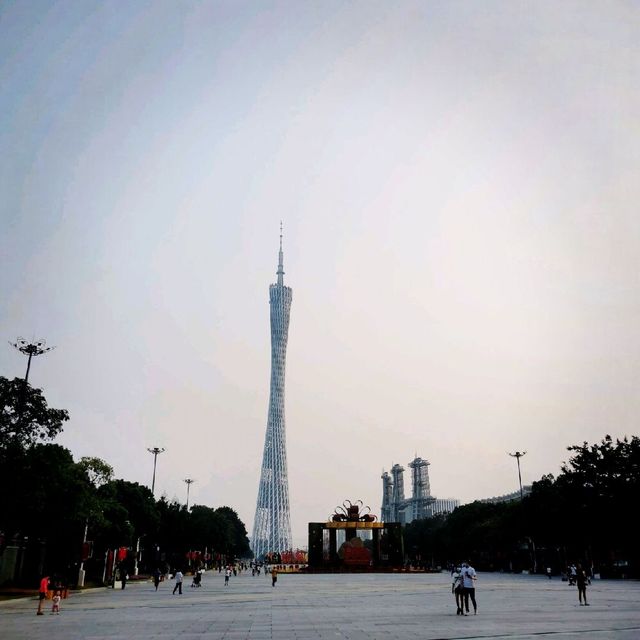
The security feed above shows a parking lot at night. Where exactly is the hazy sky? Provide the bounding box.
[1,1,638,548]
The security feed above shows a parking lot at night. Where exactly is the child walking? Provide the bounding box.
[51,592,61,614]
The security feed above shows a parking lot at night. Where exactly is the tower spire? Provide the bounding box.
[277,221,284,286]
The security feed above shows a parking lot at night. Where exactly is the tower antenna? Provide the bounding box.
[277,222,285,285]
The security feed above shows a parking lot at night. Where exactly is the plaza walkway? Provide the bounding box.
[1,571,639,639]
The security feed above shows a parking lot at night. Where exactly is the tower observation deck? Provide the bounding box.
[251,229,293,559]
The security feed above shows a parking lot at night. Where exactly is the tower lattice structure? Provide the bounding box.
[251,232,293,559]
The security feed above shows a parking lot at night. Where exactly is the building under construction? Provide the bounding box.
[380,457,438,524]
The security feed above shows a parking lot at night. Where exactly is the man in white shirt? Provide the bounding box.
[569,564,577,585]
[460,561,477,615]
[172,569,184,595]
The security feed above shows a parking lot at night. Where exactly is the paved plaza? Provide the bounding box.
[1,571,639,639]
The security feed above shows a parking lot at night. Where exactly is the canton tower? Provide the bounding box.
[251,228,293,558]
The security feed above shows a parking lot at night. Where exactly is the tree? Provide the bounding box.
[189,505,228,553]
[0,443,94,537]
[96,480,159,549]
[0,442,99,584]
[403,514,448,568]
[215,506,252,558]
[556,435,640,573]
[77,457,114,488]
[0,376,68,449]
[155,498,190,569]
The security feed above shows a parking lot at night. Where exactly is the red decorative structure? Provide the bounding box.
[308,499,404,571]
[331,500,378,523]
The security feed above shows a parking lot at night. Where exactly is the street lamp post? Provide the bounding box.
[10,337,55,426]
[508,451,527,499]
[184,478,195,509]
[147,447,165,496]
[133,535,141,576]
[10,337,55,384]
[78,519,89,587]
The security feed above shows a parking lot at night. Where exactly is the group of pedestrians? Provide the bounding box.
[36,575,64,616]
[167,565,278,593]
[568,563,590,606]
[35,559,594,617]
[169,567,209,593]
[451,562,477,616]
[450,560,592,615]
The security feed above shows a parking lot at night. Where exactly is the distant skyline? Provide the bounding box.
[1,1,639,548]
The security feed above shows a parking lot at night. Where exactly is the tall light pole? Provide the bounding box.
[508,451,527,499]
[184,478,195,509]
[147,447,165,496]
[10,337,55,384]
[78,519,89,587]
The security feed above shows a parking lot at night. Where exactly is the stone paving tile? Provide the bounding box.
[2,572,640,639]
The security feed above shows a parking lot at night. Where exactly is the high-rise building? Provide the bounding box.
[380,471,393,522]
[408,457,433,521]
[251,231,293,559]
[381,456,436,524]
[390,464,406,521]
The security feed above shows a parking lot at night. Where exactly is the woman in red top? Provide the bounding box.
[36,576,49,615]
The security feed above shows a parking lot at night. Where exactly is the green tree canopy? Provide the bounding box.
[78,456,114,488]
[155,498,190,568]
[215,506,252,558]
[556,435,640,558]
[96,480,159,548]
[0,443,95,543]
[0,376,68,448]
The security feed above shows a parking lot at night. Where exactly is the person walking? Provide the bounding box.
[51,591,61,614]
[153,567,161,591]
[461,561,478,615]
[576,563,589,606]
[271,566,278,587]
[172,569,184,595]
[119,563,127,590]
[224,566,231,587]
[36,575,50,615]
[451,566,464,615]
